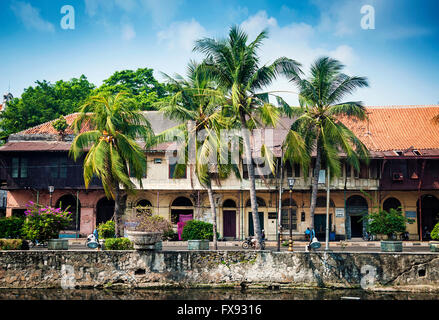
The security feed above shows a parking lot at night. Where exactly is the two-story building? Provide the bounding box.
[0,106,438,241]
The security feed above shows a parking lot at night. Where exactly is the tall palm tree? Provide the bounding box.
[193,25,303,248]
[155,61,239,250]
[282,56,369,229]
[69,92,153,237]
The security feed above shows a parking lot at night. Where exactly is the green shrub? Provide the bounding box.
[182,220,218,241]
[104,238,133,250]
[162,228,178,241]
[0,217,25,239]
[21,202,72,242]
[431,222,439,240]
[365,207,414,239]
[97,220,115,239]
[0,239,23,250]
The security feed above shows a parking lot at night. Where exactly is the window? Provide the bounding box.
[281,199,297,230]
[50,157,68,179]
[345,163,352,178]
[294,163,301,178]
[169,163,187,179]
[12,157,27,178]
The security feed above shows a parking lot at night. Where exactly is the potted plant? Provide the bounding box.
[181,220,218,250]
[365,207,414,252]
[21,201,72,250]
[429,222,439,252]
[124,207,172,250]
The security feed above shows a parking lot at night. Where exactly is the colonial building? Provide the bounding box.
[0,106,438,241]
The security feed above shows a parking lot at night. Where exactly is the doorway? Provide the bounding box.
[314,214,332,239]
[417,194,439,240]
[96,197,115,226]
[248,212,264,237]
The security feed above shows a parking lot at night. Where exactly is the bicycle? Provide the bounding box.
[242,237,265,250]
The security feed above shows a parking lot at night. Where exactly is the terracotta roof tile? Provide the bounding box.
[340,105,439,152]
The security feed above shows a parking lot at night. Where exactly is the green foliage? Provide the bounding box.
[95,68,170,110]
[104,237,133,250]
[431,222,439,240]
[0,75,95,139]
[182,220,217,241]
[162,228,178,241]
[97,220,115,239]
[0,217,25,239]
[21,202,72,242]
[0,239,23,250]
[125,213,172,234]
[52,116,68,133]
[365,208,414,239]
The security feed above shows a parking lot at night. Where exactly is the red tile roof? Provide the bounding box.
[2,106,439,157]
[340,105,439,153]
[18,113,90,135]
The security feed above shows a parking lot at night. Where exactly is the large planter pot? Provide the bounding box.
[187,239,210,250]
[429,241,439,252]
[381,240,403,252]
[126,230,162,250]
[47,239,69,250]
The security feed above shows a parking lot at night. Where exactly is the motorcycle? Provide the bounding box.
[242,237,265,250]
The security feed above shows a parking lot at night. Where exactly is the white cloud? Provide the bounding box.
[10,1,55,33]
[141,0,183,26]
[157,19,207,52]
[121,23,136,41]
[238,11,360,105]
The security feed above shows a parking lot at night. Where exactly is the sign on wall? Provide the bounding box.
[335,208,345,218]
[405,211,417,219]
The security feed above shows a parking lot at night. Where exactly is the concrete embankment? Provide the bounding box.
[0,250,438,292]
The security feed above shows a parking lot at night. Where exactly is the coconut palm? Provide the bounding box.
[69,91,153,237]
[193,25,303,248]
[155,61,239,250]
[281,56,370,229]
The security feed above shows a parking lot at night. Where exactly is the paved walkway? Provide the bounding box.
[33,239,435,253]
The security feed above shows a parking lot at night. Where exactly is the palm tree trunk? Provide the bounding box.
[240,112,262,249]
[207,184,218,250]
[309,140,322,230]
[114,183,127,238]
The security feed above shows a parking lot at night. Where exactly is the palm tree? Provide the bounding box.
[193,25,302,248]
[155,61,239,250]
[282,56,370,229]
[69,92,153,237]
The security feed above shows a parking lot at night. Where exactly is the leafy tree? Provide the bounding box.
[0,75,95,139]
[155,60,239,249]
[193,26,303,248]
[281,56,369,229]
[95,68,170,110]
[365,207,413,240]
[69,91,154,237]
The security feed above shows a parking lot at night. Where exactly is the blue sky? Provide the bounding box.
[0,0,438,106]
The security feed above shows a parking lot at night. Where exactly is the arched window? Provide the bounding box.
[383,197,402,212]
[316,196,335,207]
[246,197,266,207]
[172,197,193,207]
[56,194,81,231]
[223,199,237,208]
[135,199,152,216]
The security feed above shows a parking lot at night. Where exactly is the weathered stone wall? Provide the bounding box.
[1,250,439,291]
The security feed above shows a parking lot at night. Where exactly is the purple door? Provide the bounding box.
[223,210,236,238]
[177,214,193,240]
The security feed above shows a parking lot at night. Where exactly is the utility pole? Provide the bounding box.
[325,167,330,251]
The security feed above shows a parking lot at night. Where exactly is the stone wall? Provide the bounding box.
[1,250,439,291]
